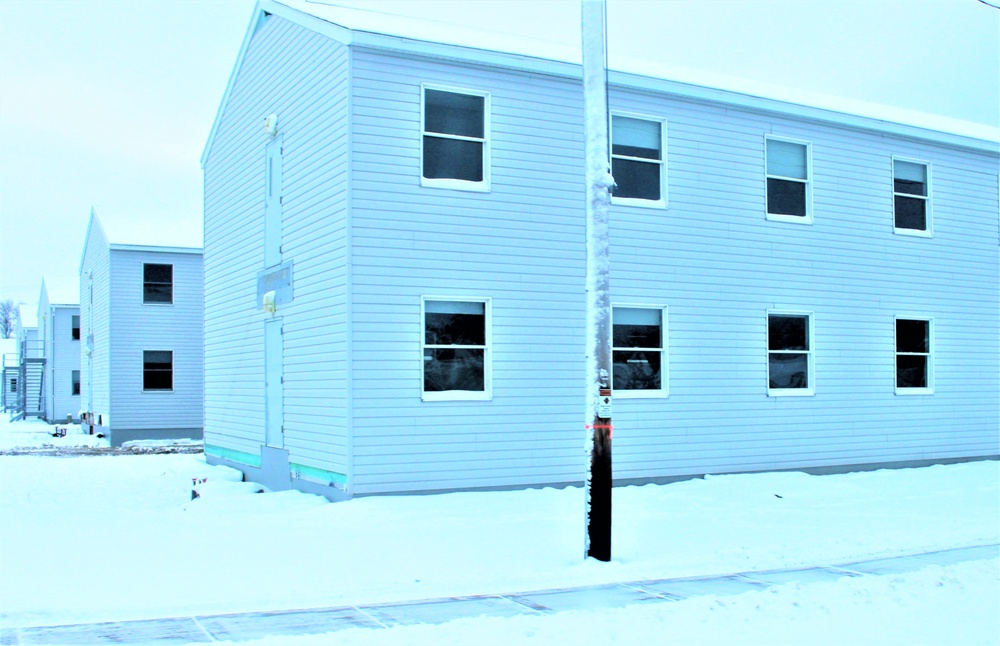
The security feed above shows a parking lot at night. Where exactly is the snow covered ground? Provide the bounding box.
[1,414,997,644]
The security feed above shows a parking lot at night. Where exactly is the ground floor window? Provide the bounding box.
[71,370,80,396]
[612,306,667,396]
[422,298,490,400]
[896,318,933,394]
[768,311,814,396]
[143,351,173,391]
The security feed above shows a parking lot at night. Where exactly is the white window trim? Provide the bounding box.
[142,263,174,306]
[765,135,813,225]
[420,84,491,193]
[610,112,668,209]
[894,315,934,395]
[142,349,174,393]
[421,296,492,402]
[892,156,933,238]
[766,309,815,397]
[611,303,669,399]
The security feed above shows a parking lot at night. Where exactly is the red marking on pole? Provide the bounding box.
[586,424,614,430]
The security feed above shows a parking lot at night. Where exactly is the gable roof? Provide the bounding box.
[202,0,999,168]
[79,209,201,277]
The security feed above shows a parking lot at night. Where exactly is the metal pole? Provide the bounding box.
[582,0,613,562]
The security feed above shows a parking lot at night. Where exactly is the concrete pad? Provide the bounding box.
[14,617,210,645]
[509,583,675,613]
[361,595,534,627]
[636,575,770,599]
[197,606,380,641]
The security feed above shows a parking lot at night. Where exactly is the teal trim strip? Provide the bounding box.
[205,444,261,468]
[291,462,348,486]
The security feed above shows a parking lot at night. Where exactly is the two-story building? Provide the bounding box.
[201,0,999,500]
[36,281,81,423]
[79,210,205,446]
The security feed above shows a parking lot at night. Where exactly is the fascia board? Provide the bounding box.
[611,71,1000,155]
[108,244,203,255]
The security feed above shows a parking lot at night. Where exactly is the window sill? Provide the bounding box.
[895,387,934,396]
[422,391,492,402]
[611,196,667,210]
[613,389,668,399]
[766,212,813,225]
[142,302,175,306]
[421,177,490,193]
[767,388,815,397]
[142,389,174,393]
[893,227,932,238]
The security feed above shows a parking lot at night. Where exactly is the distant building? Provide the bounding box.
[36,281,81,423]
[3,305,43,420]
[78,210,204,446]
[201,0,999,500]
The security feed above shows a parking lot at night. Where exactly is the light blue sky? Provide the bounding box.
[1,0,997,307]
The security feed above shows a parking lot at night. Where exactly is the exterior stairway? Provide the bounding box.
[11,358,44,422]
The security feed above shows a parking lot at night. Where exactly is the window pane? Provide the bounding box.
[144,264,172,283]
[767,139,807,179]
[896,355,928,388]
[613,350,661,390]
[144,350,172,367]
[423,137,483,182]
[613,308,661,348]
[767,178,806,216]
[144,284,173,303]
[612,116,660,160]
[425,303,485,346]
[143,370,173,391]
[612,158,661,201]
[769,315,808,351]
[72,370,81,396]
[896,319,928,353]
[769,353,809,389]
[425,90,484,138]
[894,195,926,230]
[72,315,80,340]
[894,178,926,197]
[894,160,926,192]
[423,348,485,391]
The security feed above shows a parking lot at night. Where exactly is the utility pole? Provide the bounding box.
[581,0,613,562]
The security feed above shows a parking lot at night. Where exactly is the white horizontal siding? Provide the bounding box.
[108,250,203,432]
[79,220,110,423]
[346,47,997,494]
[50,307,80,422]
[203,14,351,475]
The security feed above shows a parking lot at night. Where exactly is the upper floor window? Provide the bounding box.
[896,317,933,394]
[893,159,931,235]
[71,370,81,396]
[767,311,814,396]
[72,315,80,340]
[143,350,173,391]
[611,115,666,206]
[765,137,812,224]
[143,264,173,304]
[422,298,490,400]
[421,86,490,191]
[612,306,668,397]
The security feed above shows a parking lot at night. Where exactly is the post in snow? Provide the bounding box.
[581,0,613,563]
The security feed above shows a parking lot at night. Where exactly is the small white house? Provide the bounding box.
[35,281,82,424]
[201,1,999,500]
[78,210,204,446]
